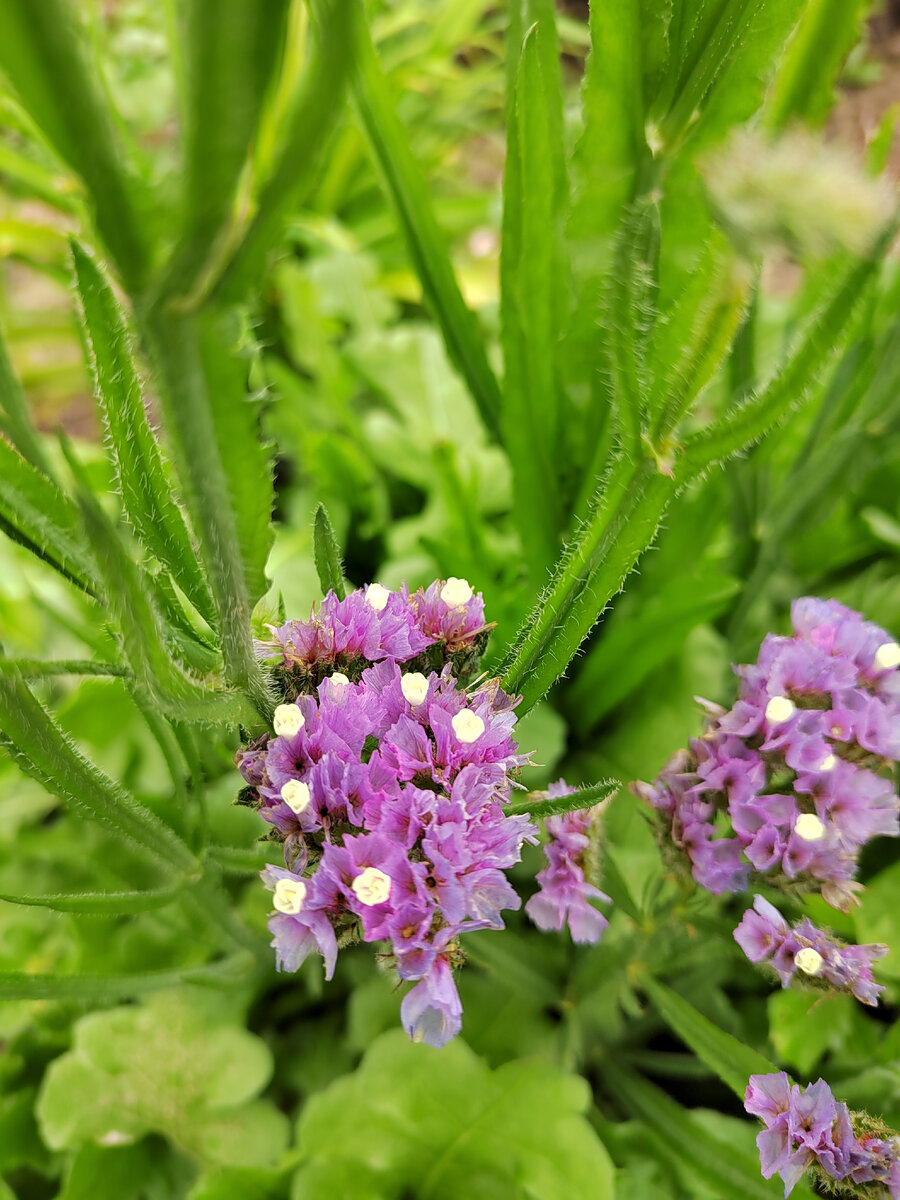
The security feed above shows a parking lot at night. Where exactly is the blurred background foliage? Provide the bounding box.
[0,0,899,1198]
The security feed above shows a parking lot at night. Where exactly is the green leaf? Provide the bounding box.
[765,0,868,131]
[188,1167,289,1200]
[500,458,676,712]
[0,664,197,874]
[767,990,855,1076]
[505,779,618,820]
[0,955,252,1001]
[293,1030,615,1199]
[215,0,354,300]
[1,658,129,678]
[165,0,292,295]
[641,977,777,1098]
[310,0,503,440]
[0,436,96,593]
[71,241,216,628]
[683,220,897,477]
[312,502,347,600]
[37,992,289,1167]
[612,1064,783,1199]
[500,21,566,578]
[62,442,251,727]
[0,318,52,476]
[0,0,149,286]
[60,1141,167,1200]
[0,886,180,914]
[141,307,272,706]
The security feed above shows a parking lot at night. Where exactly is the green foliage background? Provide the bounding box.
[0,0,898,1197]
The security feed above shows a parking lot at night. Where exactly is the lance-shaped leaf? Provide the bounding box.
[72,242,216,627]
[62,444,252,728]
[0,886,180,915]
[0,0,148,287]
[682,220,897,476]
[313,503,346,600]
[0,319,52,476]
[501,21,566,578]
[2,658,130,679]
[214,0,353,301]
[0,665,197,874]
[640,976,778,1100]
[0,436,96,593]
[309,0,502,440]
[505,779,618,820]
[141,307,272,706]
[164,0,292,296]
[0,955,252,1002]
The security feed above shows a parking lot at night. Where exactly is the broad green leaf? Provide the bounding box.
[612,1064,783,1199]
[215,0,353,300]
[60,1140,169,1200]
[0,665,197,874]
[683,220,897,477]
[641,976,777,1099]
[72,242,216,627]
[765,0,868,131]
[505,779,618,820]
[37,992,289,1167]
[188,1167,289,1200]
[0,436,96,593]
[0,319,52,476]
[0,0,149,286]
[309,0,503,439]
[0,955,252,1001]
[293,1030,615,1199]
[141,307,272,706]
[501,22,566,578]
[767,990,855,1075]
[165,0,292,295]
[312,502,346,600]
[0,886,180,914]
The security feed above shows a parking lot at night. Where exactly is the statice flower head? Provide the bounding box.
[633,598,900,910]
[524,781,611,943]
[238,580,538,1048]
[734,894,887,1005]
[745,1073,900,1198]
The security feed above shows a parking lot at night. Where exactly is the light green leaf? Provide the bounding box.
[506,779,618,821]
[312,502,346,600]
[293,1030,615,1199]
[0,955,252,1001]
[0,319,52,476]
[72,241,216,627]
[310,0,503,439]
[37,992,288,1167]
[641,976,777,1099]
[767,990,855,1076]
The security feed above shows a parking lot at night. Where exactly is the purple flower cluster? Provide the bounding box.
[633,598,900,910]
[524,781,611,943]
[734,895,887,1006]
[237,580,537,1048]
[258,578,490,691]
[746,1072,900,1197]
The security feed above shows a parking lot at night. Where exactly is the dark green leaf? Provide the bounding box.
[0,886,180,914]
[312,503,346,600]
[0,955,252,1001]
[71,241,216,627]
[0,318,52,476]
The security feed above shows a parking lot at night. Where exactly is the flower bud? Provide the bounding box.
[795,947,824,976]
[281,779,311,815]
[795,813,826,841]
[365,583,390,612]
[440,577,473,606]
[401,672,429,706]
[451,710,485,743]
[273,877,307,914]
[351,866,392,906]
[273,704,305,737]
[765,695,795,723]
[875,642,900,671]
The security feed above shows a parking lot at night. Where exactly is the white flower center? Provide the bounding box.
[281,779,311,815]
[765,695,795,724]
[401,672,429,706]
[351,866,392,906]
[440,577,474,606]
[795,813,826,841]
[329,672,350,687]
[366,583,390,612]
[875,642,900,671]
[819,754,837,772]
[795,947,824,976]
[273,877,307,915]
[451,709,485,743]
[273,703,305,737]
